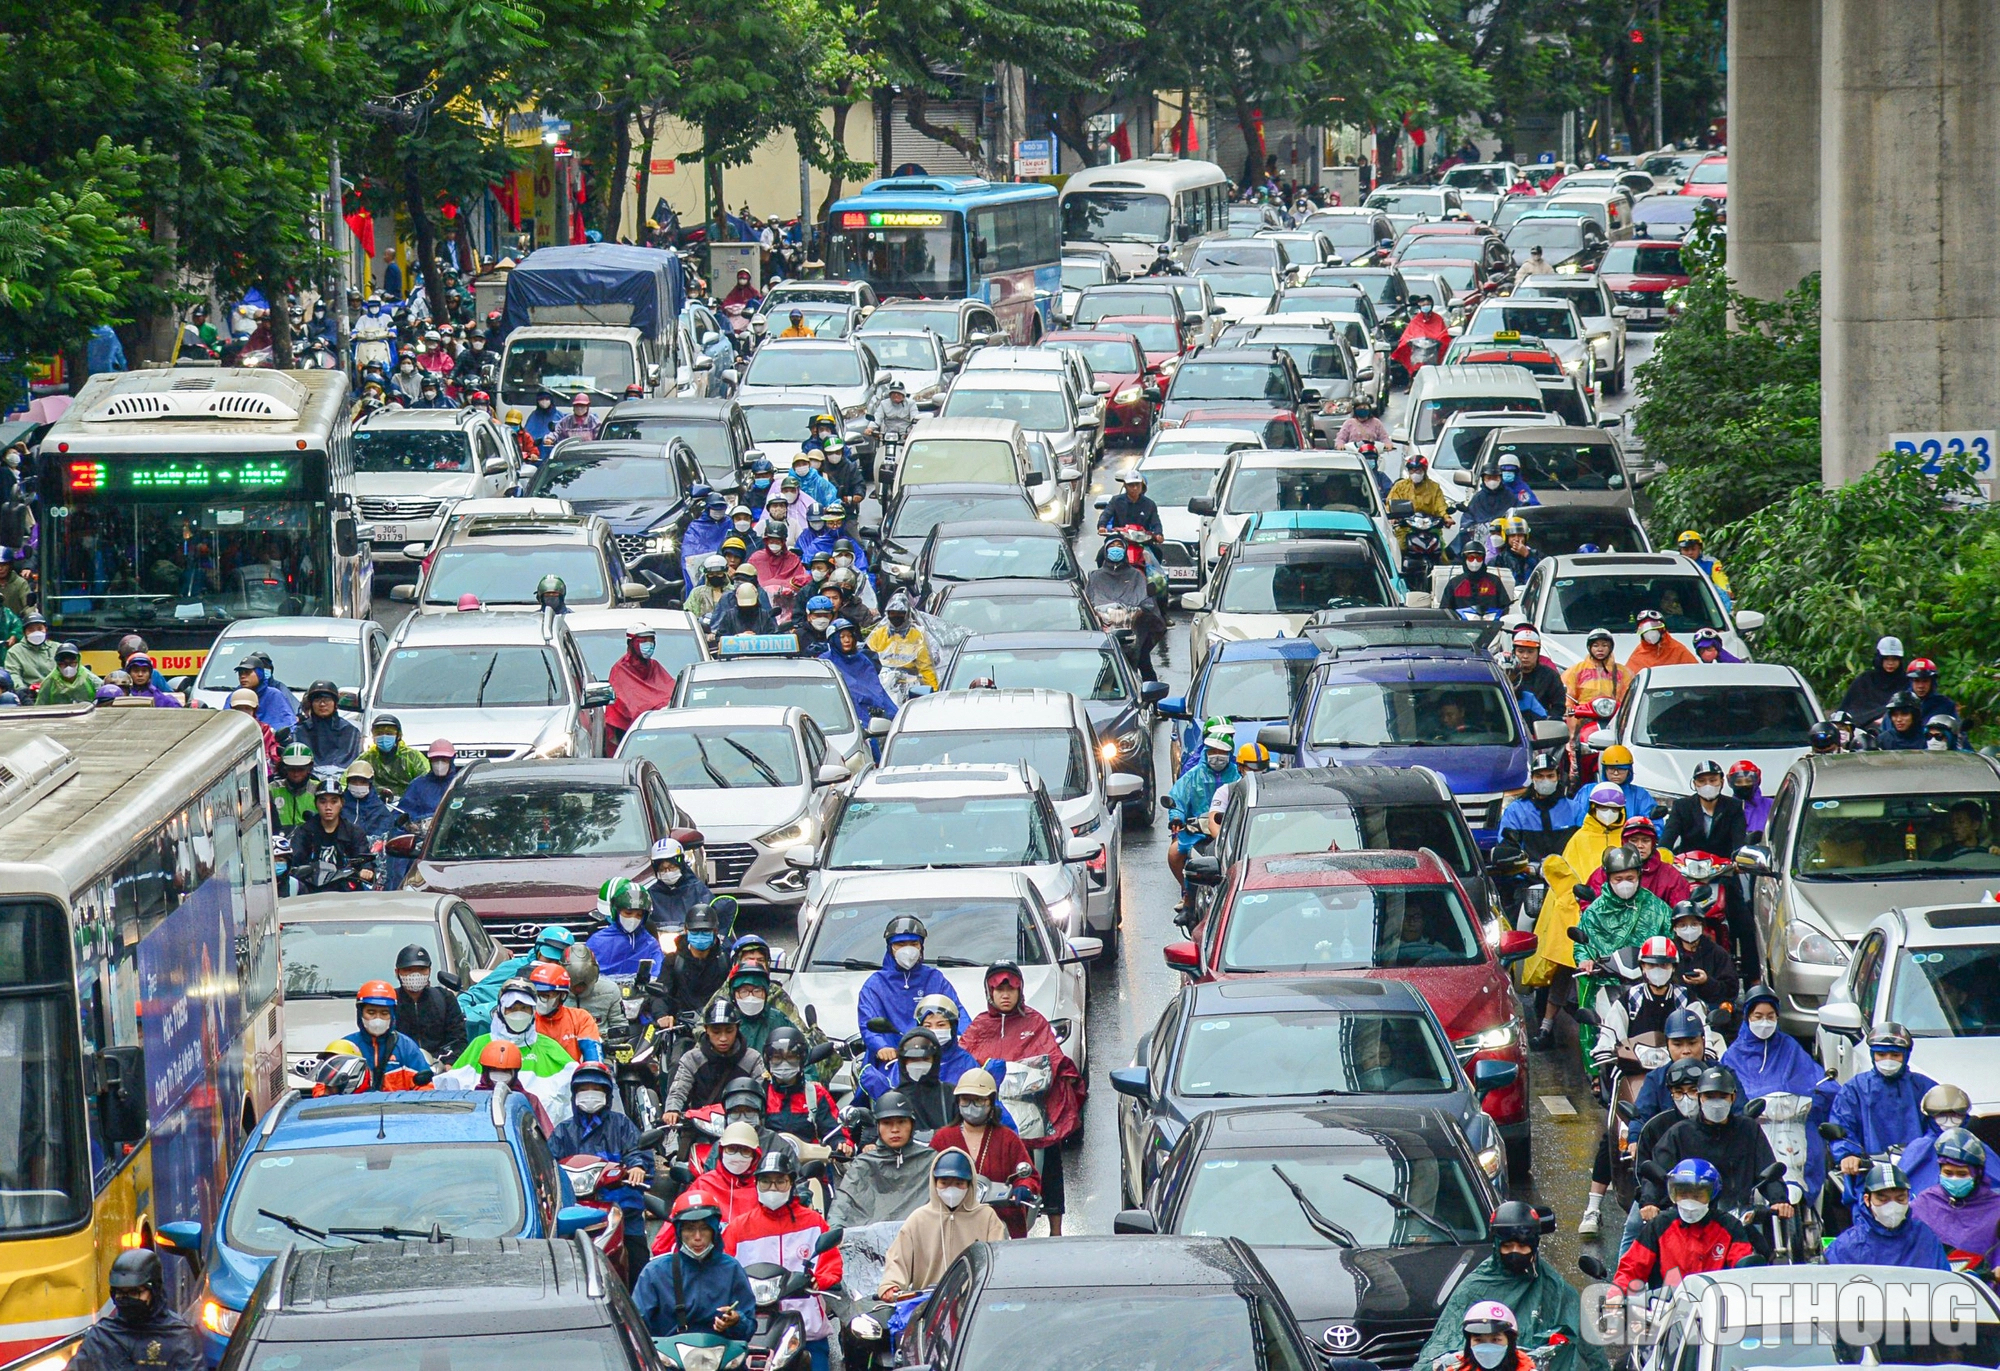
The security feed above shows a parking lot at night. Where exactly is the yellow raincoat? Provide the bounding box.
[1519,808,1623,987]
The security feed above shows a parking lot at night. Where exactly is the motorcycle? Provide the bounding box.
[1564,695,1619,790]
[741,1227,844,1371]
[1604,1031,1670,1208]
[1744,1093,1819,1260]
[560,1153,638,1280]
[1390,501,1446,595]
[605,1020,665,1129]
[656,1332,751,1371]
[1674,851,1734,954]
[1566,933,1645,1088]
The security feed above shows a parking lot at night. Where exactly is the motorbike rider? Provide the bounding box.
[71,1248,204,1371]
[1905,657,1958,720]
[1085,536,1166,684]
[663,1002,765,1125]
[289,778,375,892]
[878,1149,1009,1299]
[1386,454,1452,544]
[647,837,715,936]
[762,1024,848,1153]
[1877,690,1927,750]
[723,269,762,311]
[271,744,320,831]
[1839,635,1909,727]
[716,963,789,1052]
[1647,1065,1788,1236]
[1595,935,1701,1073]
[1167,727,1239,907]
[1575,847,1673,977]
[729,1150,844,1371]
[550,1062,654,1281]
[394,944,469,1062]
[927,1067,1040,1238]
[1506,627,1566,721]
[1609,1158,1757,1299]
[553,393,601,442]
[319,982,435,1094]
[1911,1129,2000,1269]
[1690,627,1740,664]
[1391,295,1452,377]
[1924,714,1964,752]
[565,943,628,1039]
[779,308,815,340]
[359,713,428,801]
[526,961,605,1062]
[1727,761,1772,840]
[632,1190,758,1337]
[1830,1022,1938,1188]
[681,492,732,586]
[1562,630,1633,728]
[455,977,583,1077]
[1499,750,1581,864]
[1585,817,1689,905]
[1593,747,1659,826]
[1419,1200,1607,1371]
[1668,900,1737,1010]
[685,555,733,621]
[1441,1302,1538,1371]
[1824,1162,1948,1269]
[1458,463,1530,557]
[829,1090,935,1226]
[1808,720,1843,756]
[663,900,733,1021]
[605,626,679,750]
[1098,469,1164,538]
[1625,608,1697,671]
[588,880,667,979]
[1901,1087,2000,1192]
[338,759,396,842]
[1333,401,1391,450]
[867,594,937,690]
[789,450,839,510]
[1439,542,1509,615]
[294,679,361,772]
[860,1029,960,1131]
[1660,760,1748,864]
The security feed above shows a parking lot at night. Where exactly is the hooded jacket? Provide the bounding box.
[1499,791,1579,862]
[362,739,430,798]
[649,871,716,935]
[1839,653,1910,726]
[632,1235,758,1336]
[959,1002,1085,1147]
[37,665,103,705]
[1168,755,1239,826]
[550,1102,651,1235]
[681,513,730,584]
[878,1158,1010,1296]
[1462,479,1536,535]
[1585,847,1690,906]
[706,594,779,637]
[1823,1202,1949,1269]
[396,981,469,1062]
[856,952,968,1058]
[294,710,362,772]
[1417,1255,1609,1371]
[456,1027,579,1078]
[1526,808,1624,977]
[331,999,435,1094]
[867,621,937,688]
[827,1139,937,1227]
[565,948,628,1037]
[1735,784,1772,839]
[825,638,897,721]
[749,544,811,598]
[1877,719,1928,751]
[1829,1064,1940,1166]
[71,1299,205,1371]
[1575,883,1673,966]
[1646,1113,1780,1212]
[665,1037,765,1113]
[1625,630,1698,671]
[1899,1132,2000,1195]
[342,785,397,840]
[395,764,455,825]
[1912,1178,2000,1263]
[930,1122,1040,1237]
[2,636,56,687]
[725,1195,842,1338]
[587,919,667,978]
[1612,1209,1756,1291]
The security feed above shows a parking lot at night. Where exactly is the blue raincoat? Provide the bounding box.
[586,920,668,978]
[855,949,967,1059]
[1829,1063,1940,1167]
[1721,1027,1828,1179]
[825,639,896,722]
[680,511,730,584]
[1823,1202,1949,1269]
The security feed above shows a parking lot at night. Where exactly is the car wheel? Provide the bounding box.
[1125,762,1157,828]
[1609,360,1626,396]
[1507,1133,1533,1182]
[1098,908,1122,965]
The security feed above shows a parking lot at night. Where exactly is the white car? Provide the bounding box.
[1463,299,1597,390]
[1507,553,1765,673]
[563,607,709,686]
[1135,444,1245,589]
[879,688,1138,951]
[1194,449,1388,577]
[1815,902,2000,1099]
[1195,267,1284,323]
[1428,410,1562,504]
[619,704,849,908]
[1583,664,1823,806]
[736,340,887,454]
[939,372,1094,475]
[853,329,947,409]
[352,408,524,574]
[1184,537,1399,666]
[194,617,389,717]
[1509,274,1629,395]
[787,868,1094,1085]
[672,656,875,774]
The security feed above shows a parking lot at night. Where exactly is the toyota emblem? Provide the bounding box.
[1322,1326,1362,1352]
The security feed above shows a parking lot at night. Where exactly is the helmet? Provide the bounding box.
[342,760,375,786]
[313,775,344,800]
[1692,758,1723,781]
[280,743,314,770]
[721,1077,766,1114]
[1809,722,1841,750]
[1487,1199,1543,1254]
[1727,760,1762,786]
[426,739,456,761]
[1667,1157,1721,1200]
[702,554,727,575]
[316,1053,367,1095]
[898,1028,939,1060]
[534,925,576,960]
[704,999,741,1027]
[1236,742,1270,768]
[1928,714,1962,738]
[1924,1084,1972,1116]
[1585,627,1614,647]
[1601,846,1642,876]
[914,993,959,1027]
[931,1150,976,1182]
[305,678,339,703]
[764,1024,808,1067]
[1463,1301,1518,1337]
[719,1121,761,1153]
[1937,1127,1987,1169]
[535,573,566,599]
[755,1150,798,1183]
[1829,710,1857,728]
[571,1063,616,1096]
[1695,1065,1738,1097]
[671,1189,724,1234]
[953,1067,998,1099]
[395,944,432,972]
[884,914,928,946]
[1589,782,1625,808]
[609,881,649,917]
[478,1039,524,1071]
[1666,1057,1708,1090]
[371,712,402,735]
[1740,984,1781,1015]
[527,961,570,992]
[1664,1007,1705,1041]
[685,900,722,935]
[1885,690,1922,717]
[1862,1161,1912,1195]
[357,980,397,1010]
[1638,935,1678,966]
[1499,516,1530,539]
[651,837,686,865]
[1692,627,1723,648]
[871,1089,917,1123]
[1868,1021,1914,1053]
[1907,658,1940,681]
[229,688,262,711]
[1676,530,1705,549]
[1623,815,1657,840]
[1601,744,1634,768]
[1530,750,1561,773]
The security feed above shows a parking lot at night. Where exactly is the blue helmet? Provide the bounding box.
[1667,1157,1721,1200]
[932,1150,975,1182]
[571,1063,616,1096]
[1938,1128,1988,1169]
[805,595,834,613]
[1664,1007,1705,1042]
[750,456,776,476]
[535,925,577,961]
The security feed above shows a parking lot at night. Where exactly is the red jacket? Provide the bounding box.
[650,1157,762,1254]
[723,1197,842,1338]
[1612,1211,1755,1292]
[932,1122,1039,1238]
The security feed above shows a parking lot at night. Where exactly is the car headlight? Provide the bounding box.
[1453,1024,1517,1055]
[1045,892,1084,927]
[1556,262,1581,274]
[1051,1018,1073,1043]
[886,561,914,578]
[1113,385,1144,404]
[1477,1142,1504,1179]
[1039,505,1064,522]
[201,1300,241,1337]
[645,528,677,553]
[1784,914,1849,967]
[530,735,574,758]
[759,814,815,848]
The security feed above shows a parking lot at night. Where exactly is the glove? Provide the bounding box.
[1010,1184,1036,1203]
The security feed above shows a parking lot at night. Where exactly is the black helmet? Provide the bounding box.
[305,678,340,703]
[108,1247,164,1293]
[395,944,432,972]
[1809,721,1841,750]
[315,775,345,798]
[898,1027,939,1059]
[1692,758,1723,780]
[1886,690,1922,717]
[755,1150,797,1182]
[1601,845,1642,875]
[1862,1161,1912,1195]
[765,1024,808,1074]
[884,914,928,945]
[685,900,722,934]
[722,1077,767,1114]
[1695,1065,1738,1097]
[1867,1021,1913,1053]
[703,999,741,1027]
[1530,749,1562,772]
[1666,1057,1708,1090]
[1487,1199,1545,1271]
[871,1089,917,1123]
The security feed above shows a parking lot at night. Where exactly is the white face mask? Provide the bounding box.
[659,867,684,887]
[1410,471,1428,485]
[758,1188,790,1211]
[1749,1018,1778,1040]
[1928,738,1950,751]
[1610,877,1640,900]
[1483,477,1502,490]
[1675,1094,1699,1118]
[928,1025,952,1045]
[59,664,77,680]
[574,1088,608,1114]
[1642,628,1663,645]
[1676,1199,1710,1225]
[362,1014,392,1037]
[347,784,370,800]
[619,914,643,933]
[1875,1055,1904,1078]
[400,972,429,993]
[1675,922,1704,945]
[735,993,767,1018]
[1593,806,1623,827]
[535,994,562,1016]
[1644,965,1673,987]
[937,1184,968,1209]
[1471,1345,1509,1370]
[503,1008,535,1033]
[904,1058,932,1081]
[721,1149,755,1175]
[1696,781,1722,800]
[1873,1199,1910,1229]
[1700,1097,1731,1123]
[893,944,922,971]
[431,760,452,779]
[489,1069,516,1089]
[25,631,45,646]
[1532,777,1558,797]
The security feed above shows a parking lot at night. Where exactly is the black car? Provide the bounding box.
[940,629,1169,818]
[599,397,758,499]
[1501,503,1653,556]
[866,481,1040,584]
[928,579,1099,637]
[895,1235,1319,1371]
[1115,1103,1499,1368]
[218,1238,653,1370]
[527,438,702,593]
[910,520,1081,607]
[1111,977,1513,1209]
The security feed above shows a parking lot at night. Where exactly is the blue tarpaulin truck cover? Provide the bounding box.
[499,244,687,343]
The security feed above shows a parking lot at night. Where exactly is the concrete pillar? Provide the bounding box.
[1726,0,1822,302]
[1821,0,2000,483]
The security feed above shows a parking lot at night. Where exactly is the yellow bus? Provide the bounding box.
[0,704,282,1368]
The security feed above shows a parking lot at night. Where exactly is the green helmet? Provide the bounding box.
[279,743,314,771]
[595,876,635,920]
[609,881,649,917]
[536,574,566,599]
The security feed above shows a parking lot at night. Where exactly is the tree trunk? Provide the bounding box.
[815,100,854,223]
[132,202,181,365]
[1230,81,1261,188]
[454,219,477,283]
[1053,98,1096,168]
[606,107,632,238]
[904,86,988,176]
[266,284,295,368]
[401,158,448,322]
[1375,124,1400,180]
[635,107,660,240]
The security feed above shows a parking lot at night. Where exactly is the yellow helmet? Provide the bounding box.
[1236,742,1271,768]
[1676,529,1704,548]
[504,408,525,425]
[323,1039,362,1057]
[1601,744,1634,767]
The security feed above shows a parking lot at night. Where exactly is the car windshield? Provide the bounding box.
[1475,305,1578,339]
[499,338,635,406]
[1890,943,2000,1038]
[1193,244,1281,272]
[743,347,863,389]
[198,635,361,691]
[1241,803,1480,877]
[1119,319,1185,352]
[1413,397,1541,444]
[1793,795,2000,880]
[891,492,1036,539]
[1634,686,1817,749]
[1200,273,1279,300]
[1179,1148,1488,1246]
[1196,656,1315,721]
[1308,681,1519,747]
[1062,191,1171,245]
[884,728,1090,801]
[1215,558,1392,615]
[938,591,1092,634]
[1434,422,1510,472]
[865,308,964,342]
[1220,878,1483,971]
[941,387,1071,431]
[1489,439,1623,490]
[1076,292,1174,323]
[427,781,651,859]
[620,724,802,789]
[781,306,853,338]
[1269,237,1326,267]
[1264,341,1350,381]
[1058,338,1145,375]
[898,439,1018,487]
[1311,271,1399,306]
[569,625,702,683]
[1422,262,1481,292]
[1396,239,1486,264]
[1603,244,1686,274]
[1367,191,1445,215]
[283,921,443,997]
[1061,260,1112,290]
[598,418,736,483]
[375,647,565,708]
[528,453,683,501]
[807,896,1049,969]
[1687,160,1728,185]
[1515,286,1606,320]
[947,647,1125,702]
[956,1292,1270,1371]
[1176,1009,1456,1096]
[1507,221,1589,251]
[1225,465,1374,516]
[421,546,608,606]
[861,334,941,371]
[1542,574,1724,634]
[1307,219,1386,251]
[222,1333,632,1371]
[223,1142,526,1255]
[827,794,1055,869]
[742,404,825,447]
[1139,466,1222,506]
[930,534,1073,583]
[352,428,472,474]
[680,673,857,736]
[1518,510,1648,555]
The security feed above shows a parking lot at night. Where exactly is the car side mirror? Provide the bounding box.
[1598,416,1623,429]
[1140,681,1169,704]
[1184,854,1221,886]
[1497,928,1538,965]
[1452,470,1474,487]
[389,584,417,603]
[1025,471,1046,487]
[1162,940,1201,971]
[1092,379,1111,396]
[1578,1254,1608,1280]
[866,716,892,737]
[1817,1000,1863,1041]
[438,971,462,992]
[1300,389,1320,404]
[556,1205,608,1238]
[401,542,431,562]
[815,763,849,786]
[1187,496,1216,517]
[1113,1209,1158,1234]
[582,682,615,709]
[1256,724,1296,755]
[620,580,652,602]
[1064,836,1105,863]
[1061,936,1103,964]
[1734,609,1766,636]
[338,689,363,713]
[1473,1058,1519,1094]
[91,1045,148,1144]
[1531,719,1569,746]
[1109,1065,1152,1098]
[385,833,418,858]
[1107,773,1143,801]
[1159,694,1188,718]
[1734,844,1773,876]
[156,1220,204,1264]
[784,845,817,870]
[1584,730,1613,751]
[1177,590,1206,611]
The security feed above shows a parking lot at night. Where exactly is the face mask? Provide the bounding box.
[1873,1200,1909,1229]
[808,615,832,631]
[400,973,429,993]
[928,1025,952,1045]
[1944,1174,1977,1200]
[893,944,922,971]
[60,665,77,680]
[362,1014,391,1037]
[1644,965,1673,987]
[659,867,684,887]
[1748,1018,1777,1040]
[1642,628,1663,645]
[535,994,561,1016]
[759,1187,791,1211]
[376,734,400,753]
[503,1009,535,1032]
[1928,738,1950,751]
[1675,923,1704,945]
[959,1101,992,1126]
[1471,1344,1508,1370]
[617,913,643,934]
[834,554,854,568]
[1610,878,1640,900]
[1418,304,1433,314]
[687,932,716,952]
[574,1088,608,1114]
[1496,1246,1535,1275]
[771,1058,802,1085]
[736,993,767,1018]
[636,640,655,661]
[1532,777,1558,797]
[1483,477,1502,491]
[113,1292,153,1323]
[1206,752,1230,773]
[721,1150,754,1176]
[1675,1094,1699,1118]
[1411,471,1428,485]
[347,784,369,800]
[1700,1097,1731,1123]
[938,1184,968,1209]
[1594,806,1623,827]
[904,1058,932,1081]
[1696,782,1722,800]
[1676,1199,1710,1225]
[25,631,44,646]
[734,518,754,533]
[537,399,554,411]
[1876,1055,1904,1078]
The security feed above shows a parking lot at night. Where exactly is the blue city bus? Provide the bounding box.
[824,176,1061,343]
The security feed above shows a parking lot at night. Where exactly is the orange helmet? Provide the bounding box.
[478,1039,524,1071]
[527,961,571,992]
[356,979,397,1008]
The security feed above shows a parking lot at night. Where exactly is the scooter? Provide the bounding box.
[741,1227,844,1371]
[1744,1094,1818,1260]
[1566,931,1644,1088]
[1390,502,1446,593]
[559,1154,636,1281]
[1674,851,1733,954]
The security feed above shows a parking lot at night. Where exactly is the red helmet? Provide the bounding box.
[1639,935,1678,965]
[1907,658,1940,680]
[527,961,571,991]
[1728,760,1761,786]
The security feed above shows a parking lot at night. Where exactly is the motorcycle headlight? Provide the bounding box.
[1784,915,1849,967]
[749,1274,787,1306]
[772,1326,804,1367]
[759,813,815,848]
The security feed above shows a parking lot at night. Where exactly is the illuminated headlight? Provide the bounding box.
[886,561,914,578]
[1323,398,1353,414]
[1453,1024,1518,1055]
[1784,916,1849,967]
[1051,1018,1073,1043]
[1113,385,1144,404]
[749,1273,787,1307]
[759,814,815,848]
[530,734,574,758]
[1556,262,1581,274]
[201,1300,241,1336]
[645,530,676,553]
[1045,893,1084,928]
[1039,506,1065,522]
[1477,1143,1504,1179]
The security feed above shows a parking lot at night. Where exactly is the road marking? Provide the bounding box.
[1540,1095,1578,1117]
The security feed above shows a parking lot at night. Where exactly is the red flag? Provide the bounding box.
[490,178,520,230]
[1106,124,1132,162]
[344,207,375,260]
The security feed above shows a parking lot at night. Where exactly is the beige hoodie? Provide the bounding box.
[878,1150,1009,1295]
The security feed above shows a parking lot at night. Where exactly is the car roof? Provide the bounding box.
[1543,553,1695,577]
[1140,449,1237,470]
[219,617,368,641]
[892,481,1035,501]
[851,763,1037,796]
[1247,763,1450,806]
[1801,750,2000,797]
[940,578,1086,599]
[277,892,462,923]
[1635,664,1802,689]
[1187,975,1428,1014]
[1490,425,1618,444]
[735,389,842,407]
[817,868,1036,903]
[867,299,975,315]
[929,519,1067,540]
[1247,510,1378,532]
[683,656,841,682]
[1413,364,1547,395]
[273,1238,609,1332]
[1150,427,1264,447]
[392,610,564,646]
[1181,346,1285,365]
[563,606,701,635]
[1231,450,1365,470]
[973,1235,1265,1291]
[952,630,1116,652]
[1239,849,1453,889]
[907,417,1022,442]
[1197,1103,1464,1151]
[460,757,644,787]
[267,1089,522,1149]
[1211,636,1321,662]
[897,688,1082,731]
[952,371,1068,393]
[757,339,863,354]
[628,703,801,731]
[1889,902,2000,947]
[356,407,484,430]
[1226,539,1374,566]
[605,398,738,419]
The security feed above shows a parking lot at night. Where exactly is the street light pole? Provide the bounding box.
[1652,0,1664,148]
[328,138,349,370]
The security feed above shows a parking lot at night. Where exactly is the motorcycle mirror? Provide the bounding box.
[636,1126,670,1150]
[803,1002,818,1029]
[1577,1253,1608,1280]
[806,1041,838,1065]
[1614,1099,1637,1121]
[1571,1006,1599,1027]
[669,1161,694,1187]
[1742,1097,1767,1121]
[644,1193,670,1218]
[843,1106,876,1127]
[799,1159,827,1181]
[1566,925,1588,943]
[781,1268,813,1299]
[635,958,653,989]
[816,1226,844,1254]
[1759,1161,1786,1183]
[1818,1122,1847,1141]
[437,971,462,992]
[864,1015,894,1034]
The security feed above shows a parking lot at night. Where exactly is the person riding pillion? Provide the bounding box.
[647,836,715,935]
[1419,1200,1606,1371]
[1609,1158,1758,1297]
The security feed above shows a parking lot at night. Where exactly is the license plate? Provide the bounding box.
[373,523,407,544]
[1636,307,1662,319]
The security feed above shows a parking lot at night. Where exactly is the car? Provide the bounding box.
[1506,503,1654,556]
[889,417,1034,497]
[789,868,1093,1078]
[760,277,880,315]
[909,519,1081,607]
[1223,202,1287,236]
[788,762,1101,943]
[1599,239,1691,328]
[1272,283,1380,332]
[1398,365,1548,464]
[1071,282,1197,334]
[1267,611,1567,845]
[940,369,1095,474]
[1111,976,1517,1206]
[1438,339,1581,424]
[174,1091,604,1361]
[1115,1104,1503,1360]
[1254,229,1339,284]
[881,687,1136,947]
[1094,312,1199,375]
[1541,191,1632,244]
[617,704,847,909]
[1193,448,1387,576]
[397,756,699,949]
[1503,213,1606,271]
[736,339,887,456]
[277,892,508,1087]
[1193,266,1284,324]
[1136,277,1227,345]
[1211,325,1364,440]
[527,438,702,593]
[389,509,652,614]
[1741,751,2000,1036]
[929,578,1099,636]
[1443,161,1524,191]
[1393,225,1514,281]
[896,1235,1321,1371]
[1640,149,1709,185]
[1162,348,1313,437]
[1162,636,1319,777]
[761,300,860,339]
[1184,540,1399,666]
[1058,253,1120,324]
[1299,208,1400,263]
[194,1229,652,1371]
[1816,901,2000,1099]
[1304,264,1410,325]
[1678,154,1729,199]
[734,387,847,459]
[1023,436,1083,532]
[1509,273,1629,394]
[1430,409,1563,505]
[599,396,759,499]
[1628,194,1705,243]
[1489,195,1542,235]
[1178,406,1308,450]
[960,344,1106,444]
[1554,167,1652,200]
[1508,552,1763,673]
[671,655,875,773]
[1463,299,1597,391]
[1585,663,1824,807]
[854,328,949,407]
[366,608,614,764]
[1366,185,1465,221]
[1458,191,1503,224]
[860,297,1005,369]
[352,407,523,575]
[1236,510,1406,600]
[939,630,1168,818]
[193,617,389,716]
[1131,444,1244,587]
[1467,426,1646,514]
[867,481,1040,584]
[562,606,708,688]
[1043,329,1159,446]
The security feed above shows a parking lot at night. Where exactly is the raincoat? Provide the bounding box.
[1823,1203,1949,1269]
[1417,1256,1609,1371]
[1899,1131,2000,1194]
[606,653,678,736]
[1575,885,1673,964]
[587,920,667,978]
[1625,631,1698,671]
[1911,1178,2000,1266]
[866,622,938,689]
[1829,1064,1939,1168]
[828,1139,940,1227]
[632,1239,758,1336]
[959,1003,1085,1147]
[1522,807,1623,984]
[878,1155,1009,1296]
[856,951,968,1059]
[681,512,730,584]
[456,1024,579,1078]
[825,638,897,723]
[1722,1023,1828,1178]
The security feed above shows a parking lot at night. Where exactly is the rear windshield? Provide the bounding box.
[353,428,472,473]
[1225,465,1373,516]
[1220,882,1483,971]
[1414,394,1542,444]
[429,781,651,859]
[1215,557,1393,615]
[1241,803,1480,877]
[1487,438,1623,490]
[884,728,1090,801]
[1603,244,1686,275]
[1171,362,1292,404]
[1542,574,1725,634]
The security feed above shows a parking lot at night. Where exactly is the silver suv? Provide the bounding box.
[389,510,649,614]
[353,408,521,576]
[365,608,611,762]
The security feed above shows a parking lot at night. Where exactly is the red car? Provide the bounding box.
[1678,155,1728,199]
[1597,240,1690,330]
[1093,314,1196,378]
[1044,329,1158,445]
[1178,406,1306,450]
[1165,849,1537,1153]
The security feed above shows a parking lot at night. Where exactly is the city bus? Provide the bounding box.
[1059,157,1231,277]
[37,369,369,678]
[0,704,283,1363]
[824,176,1060,343]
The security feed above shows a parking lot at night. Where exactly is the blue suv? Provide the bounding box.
[161,1088,603,1364]
[1258,610,1567,849]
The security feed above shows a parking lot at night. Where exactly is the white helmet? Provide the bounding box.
[651,837,686,865]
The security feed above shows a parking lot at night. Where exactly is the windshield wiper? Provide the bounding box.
[1270,1165,1356,1248]
[473,653,500,709]
[722,737,782,786]
[1343,1171,1457,1241]
[828,957,885,971]
[257,1208,338,1245]
[327,1224,450,1241]
[691,734,732,788]
[926,956,983,967]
